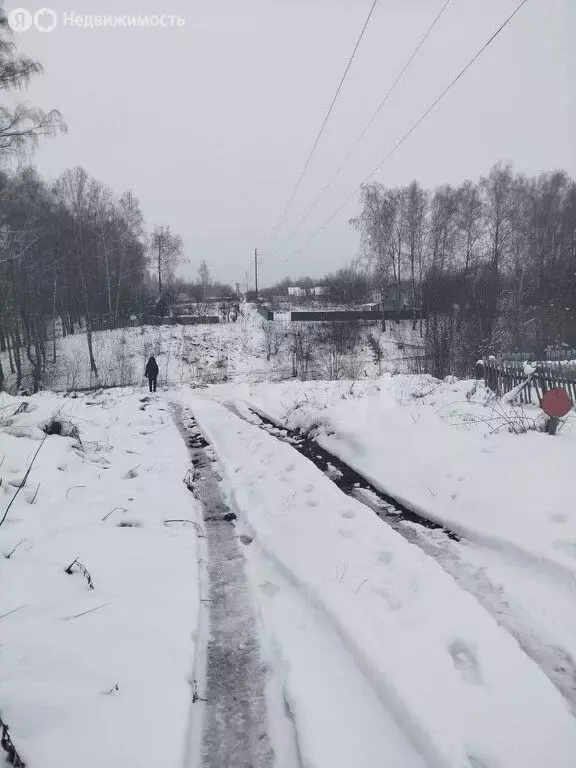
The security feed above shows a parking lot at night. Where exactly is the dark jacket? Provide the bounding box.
[145,357,159,378]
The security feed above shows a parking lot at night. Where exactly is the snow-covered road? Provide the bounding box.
[181,394,576,768]
[173,405,274,768]
[227,401,576,712]
[2,384,576,768]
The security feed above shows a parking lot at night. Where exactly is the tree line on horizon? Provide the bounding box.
[267,163,576,374]
[0,9,205,391]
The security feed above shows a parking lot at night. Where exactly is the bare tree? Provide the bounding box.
[0,12,65,160]
[55,168,99,377]
[150,225,183,296]
[263,321,283,361]
[198,259,211,300]
[352,184,398,331]
[403,181,428,330]
[481,163,517,342]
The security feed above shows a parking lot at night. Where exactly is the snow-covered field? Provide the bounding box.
[2,318,576,767]
[1,307,425,393]
[0,390,201,767]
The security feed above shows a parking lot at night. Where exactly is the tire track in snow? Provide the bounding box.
[172,405,276,768]
[243,540,427,768]
[222,400,576,715]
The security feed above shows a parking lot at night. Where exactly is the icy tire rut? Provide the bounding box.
[174,405,274,768]
[227,402,576,715]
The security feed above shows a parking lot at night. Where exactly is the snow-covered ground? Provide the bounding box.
[226,376,576,578]
[1,308,425,393]
[2,343,576,766]
[0,390,201,768]
[180,394,576,768]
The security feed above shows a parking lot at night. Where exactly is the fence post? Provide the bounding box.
[475,359,484,381]
[546,416,560,435]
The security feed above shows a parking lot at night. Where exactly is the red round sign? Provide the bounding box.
[541,388,573,418]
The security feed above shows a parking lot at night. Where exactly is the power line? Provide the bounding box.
[266,0,380,245]
[272,0,530,270]
[269,0,453,258]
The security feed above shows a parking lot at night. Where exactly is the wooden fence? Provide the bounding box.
[483,359,576,406]
[498,348,576,363]
[545,347,576,361]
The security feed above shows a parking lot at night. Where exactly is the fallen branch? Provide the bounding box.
[123,464,141,479]
[0,433,48,529]
[4,539,25,560]
[0,605,26,621]
[61,602,110,621]
[65,558,95,590]
[0,713,26,767]
[102,506,127,522]
[0,403,66,529]
[66,485,86,499]
[29,484,40,505]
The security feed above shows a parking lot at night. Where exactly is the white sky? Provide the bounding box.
[6,0,575,287]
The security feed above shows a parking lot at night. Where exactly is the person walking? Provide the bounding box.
[145,355,159,392]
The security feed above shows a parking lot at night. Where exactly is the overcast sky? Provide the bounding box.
[6,0,575,287]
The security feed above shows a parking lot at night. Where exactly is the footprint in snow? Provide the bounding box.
[448,640,482,685]
[303,483,314,493]
[284,463,295,472]
[378,551,394,565]
[305,499,318,508]
[340,510,356,519]
[338,529,354,539]
[372,587,402,611]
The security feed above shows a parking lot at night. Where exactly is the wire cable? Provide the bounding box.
[267,0,380,245]
[269,0,453,257]
[272,0,530,269]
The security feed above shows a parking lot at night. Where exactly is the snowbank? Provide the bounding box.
[222,375,576,583]
[0,390,200,768]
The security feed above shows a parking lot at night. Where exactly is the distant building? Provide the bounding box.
[288,286,307,298]
[312,286,328,297]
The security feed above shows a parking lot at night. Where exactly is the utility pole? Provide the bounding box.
[254,248,259,300]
